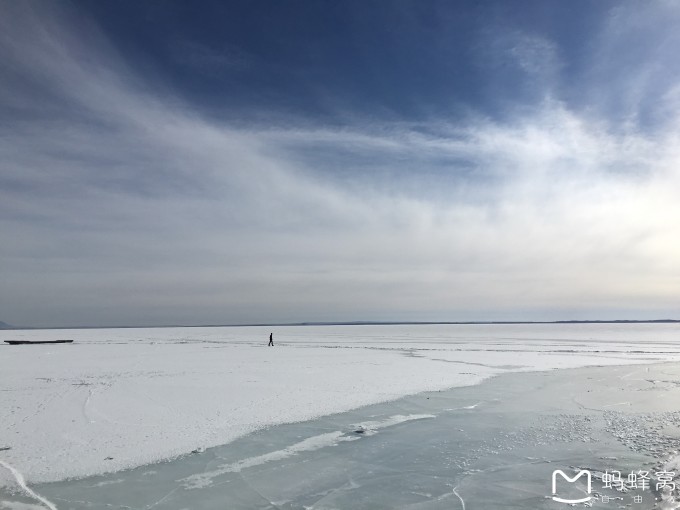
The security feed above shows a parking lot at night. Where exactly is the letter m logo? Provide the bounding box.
[551,469,592,504]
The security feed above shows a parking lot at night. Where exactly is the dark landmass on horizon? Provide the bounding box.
[2,319,680,330]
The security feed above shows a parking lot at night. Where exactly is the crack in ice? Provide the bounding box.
[452,486,466,510]
[0,460,58,510]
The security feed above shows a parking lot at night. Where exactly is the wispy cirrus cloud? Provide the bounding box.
[1,1,680,326]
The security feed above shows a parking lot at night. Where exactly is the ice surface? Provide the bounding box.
[181,414,435,491]
[4,361,680,509]
[2,323,680,495]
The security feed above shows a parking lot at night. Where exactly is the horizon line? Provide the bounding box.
[2,319,680,331]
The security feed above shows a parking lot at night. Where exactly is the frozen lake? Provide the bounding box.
[2,324,680,508]
[6,362,680,509]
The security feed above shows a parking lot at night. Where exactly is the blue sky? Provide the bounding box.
[1,1,679,327]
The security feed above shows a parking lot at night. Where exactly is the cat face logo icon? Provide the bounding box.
[551,469,592,504]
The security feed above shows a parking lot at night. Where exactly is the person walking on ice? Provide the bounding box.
[268,332,274,346]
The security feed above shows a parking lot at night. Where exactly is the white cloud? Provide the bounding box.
[1,2,680,326]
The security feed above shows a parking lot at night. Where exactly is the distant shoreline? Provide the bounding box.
[2,319,680,331]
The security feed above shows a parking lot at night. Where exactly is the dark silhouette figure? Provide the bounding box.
[268,333,274,346]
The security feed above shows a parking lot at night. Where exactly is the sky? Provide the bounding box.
[1,0,680,327]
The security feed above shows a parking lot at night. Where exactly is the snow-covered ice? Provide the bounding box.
[2,323,680,487]
[8,360,680,510]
